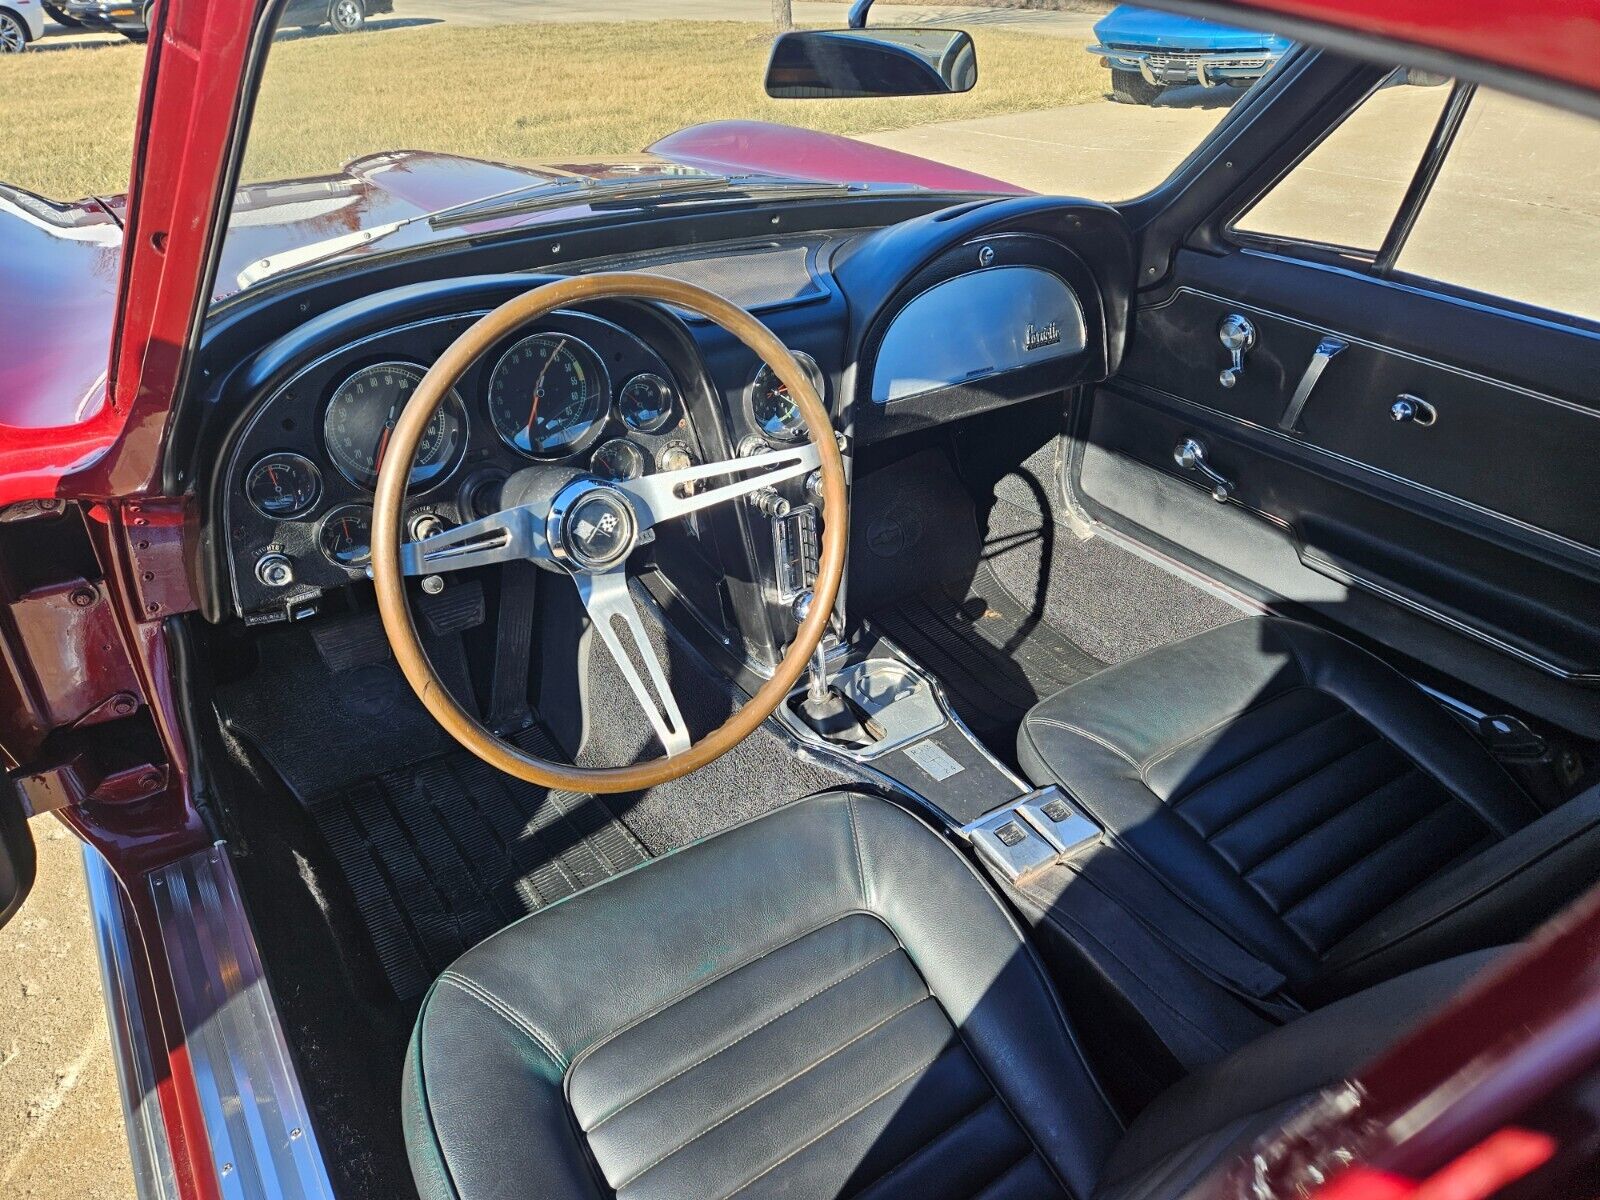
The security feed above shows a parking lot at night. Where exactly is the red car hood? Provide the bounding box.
[0,122,1020,434]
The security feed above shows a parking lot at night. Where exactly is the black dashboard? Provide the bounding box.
[194,193,1134,669]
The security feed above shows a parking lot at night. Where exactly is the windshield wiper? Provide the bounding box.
[427,173,734,229]
[233,173,889,290]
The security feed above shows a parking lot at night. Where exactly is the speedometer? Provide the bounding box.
[322,362,466,491]
[487,333,611,457]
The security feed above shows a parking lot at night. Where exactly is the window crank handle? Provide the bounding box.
[1174,438,1235,503]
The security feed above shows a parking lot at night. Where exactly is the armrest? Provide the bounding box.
[1312,783,1600,1002]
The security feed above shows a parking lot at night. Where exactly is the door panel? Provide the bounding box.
[1127,284,1600,550]
[1074,248,1600,731]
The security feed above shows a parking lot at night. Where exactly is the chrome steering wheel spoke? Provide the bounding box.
[398,505,549,576]
[616,442,821,528]
[574,568,691,757]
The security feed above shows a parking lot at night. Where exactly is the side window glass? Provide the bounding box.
[1394,88,1600,324]
[1232,72,1452,253]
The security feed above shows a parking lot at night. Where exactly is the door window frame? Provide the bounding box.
[1218,75,1600,336]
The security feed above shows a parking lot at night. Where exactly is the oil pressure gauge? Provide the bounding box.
[245,452,321,519]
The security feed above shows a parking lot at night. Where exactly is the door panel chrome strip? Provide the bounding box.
[147,844,335,1200]
[84,846,181,1200]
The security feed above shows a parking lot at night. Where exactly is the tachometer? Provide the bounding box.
[748,352,826,443]
[487,333,611,457]
[322,362,466,491]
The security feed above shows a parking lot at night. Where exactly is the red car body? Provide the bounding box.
[0,126,1017,502]
[2,4,1599,1200]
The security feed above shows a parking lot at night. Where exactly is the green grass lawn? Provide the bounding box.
[0,20,1101,199]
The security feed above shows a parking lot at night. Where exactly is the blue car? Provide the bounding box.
[1087,5,1292,105]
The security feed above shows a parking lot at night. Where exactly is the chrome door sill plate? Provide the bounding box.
[85,846,181,1200]
[147,844,336,1200]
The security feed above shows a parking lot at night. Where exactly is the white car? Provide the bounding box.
[0,0,45,50]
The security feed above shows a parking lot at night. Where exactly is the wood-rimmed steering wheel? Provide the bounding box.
[371,273,847,794]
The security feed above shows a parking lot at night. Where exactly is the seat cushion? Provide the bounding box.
[1019,618,1538,986]
[402,791,1123,1200]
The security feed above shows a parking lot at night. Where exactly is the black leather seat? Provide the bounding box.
[1019,617,1600,999]
[403,790,1496,1200]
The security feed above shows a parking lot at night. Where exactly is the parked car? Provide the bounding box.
[0,0,44,51]
[1087,4,1293,103]
[5,4,1600,1200]
[62,0,387,41]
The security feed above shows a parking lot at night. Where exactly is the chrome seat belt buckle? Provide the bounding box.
[964,787,1101,883]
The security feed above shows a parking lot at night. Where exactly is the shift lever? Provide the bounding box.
[789,591,881,749]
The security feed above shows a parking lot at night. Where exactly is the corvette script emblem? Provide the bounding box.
[1025,322,1061,351]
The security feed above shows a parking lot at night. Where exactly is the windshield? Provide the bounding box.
[208,2,1293,294]
[0,3,1293,303]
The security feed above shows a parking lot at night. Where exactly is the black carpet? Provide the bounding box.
[852,449,1106,752]
[869,560,1104,749]
[307,723,649,1000]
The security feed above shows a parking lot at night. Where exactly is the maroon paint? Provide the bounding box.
[0,128,1020,495]
[4,3,1600,1199]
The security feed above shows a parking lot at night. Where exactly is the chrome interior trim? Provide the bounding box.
[870,265,1088,404]
[1123,376,1600,573]
[84,846,181,1200]
[1154,285,1600,421]
[148,844,336,1200]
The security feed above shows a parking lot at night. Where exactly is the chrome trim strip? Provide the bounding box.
[84,846,181,1200]
[1157,285,1600,419]
[148,844,336,1200]
[1118,366,1600,573]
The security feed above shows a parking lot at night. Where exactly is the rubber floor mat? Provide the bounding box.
[308,724,649,999]
[869,561,1104,752]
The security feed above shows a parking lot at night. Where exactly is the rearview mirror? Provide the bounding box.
[765,28,978,99]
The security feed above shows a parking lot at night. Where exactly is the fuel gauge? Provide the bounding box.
[591,438,646,482]
[246,452,321,519]
[319,504,373,569]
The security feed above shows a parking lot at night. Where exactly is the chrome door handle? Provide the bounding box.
[1278,336,1348,433]
[1391,394,1438,426]
[1174,438,1234,503]
[1217,313,1256,389]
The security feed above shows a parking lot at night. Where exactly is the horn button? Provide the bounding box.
[549,482,646,572]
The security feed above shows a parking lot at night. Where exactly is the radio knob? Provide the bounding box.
[254,553,295,589]
[751,487,791,519]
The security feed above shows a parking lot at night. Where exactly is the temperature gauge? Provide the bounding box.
[319,504,373,569]
[245,453,321,519]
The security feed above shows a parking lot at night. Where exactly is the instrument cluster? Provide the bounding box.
[224,308,701,620]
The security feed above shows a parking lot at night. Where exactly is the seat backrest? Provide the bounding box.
[404,793,1126,1200]
[1019,618,1539,985]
